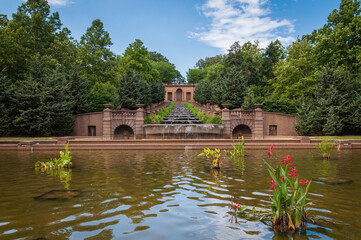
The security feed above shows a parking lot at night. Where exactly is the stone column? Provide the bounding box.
[221,104,231,138]
[254,104,264,139]
[135,104,145,139]
[103,104,112,140]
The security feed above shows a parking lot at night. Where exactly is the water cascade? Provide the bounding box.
[144,103,224,139]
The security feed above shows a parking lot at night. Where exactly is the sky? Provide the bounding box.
[1,0,342,77]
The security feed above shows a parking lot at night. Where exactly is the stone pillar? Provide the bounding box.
[221,104,231,138]
[135,104,145,139]
[103,104,112,140]
[254,104,264,139]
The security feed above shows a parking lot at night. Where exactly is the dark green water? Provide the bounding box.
[0,149,360,240]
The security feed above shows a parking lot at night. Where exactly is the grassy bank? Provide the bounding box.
[144,102,175,124]
[184,102,222,124]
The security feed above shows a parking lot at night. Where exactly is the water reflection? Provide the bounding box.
[35,168,72,190]
[0,150,360,239]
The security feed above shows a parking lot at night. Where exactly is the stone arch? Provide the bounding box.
[113,125,134,139]
[231,119,255,138]
[111,119,136,139]
[232,125,252,138]
[176,88,183,101]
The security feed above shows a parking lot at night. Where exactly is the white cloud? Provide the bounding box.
[47,0,72,6]
[190,0,295,51]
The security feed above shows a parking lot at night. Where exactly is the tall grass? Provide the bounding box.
[184,102,222,124]
[144,102,175,124]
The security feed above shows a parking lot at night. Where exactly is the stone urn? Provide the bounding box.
[103,104,112,109]
[222,104,231,109]
[254,104,263,109]
[136,104,145,109]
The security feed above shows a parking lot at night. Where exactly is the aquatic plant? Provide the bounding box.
[268,144,274,160]
[227,136,245,158]
[236,148,312,232]
[198,148,222,169]
[263,153,312,232]
[35,144,72,170]
[316,138,336,159]
[144,102,175,124]
[184,102,222,124]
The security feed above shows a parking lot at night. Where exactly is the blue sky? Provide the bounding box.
[1,0,341,77]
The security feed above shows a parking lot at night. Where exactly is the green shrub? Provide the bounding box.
[184,102,222,124]
[144,102,175,124]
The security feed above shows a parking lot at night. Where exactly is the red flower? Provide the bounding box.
[282,155,292,166]
[300,179,310,186]
[268,145,274,159]
[234,203,241,209]
[270,177,277,190]
[288,167,297,178]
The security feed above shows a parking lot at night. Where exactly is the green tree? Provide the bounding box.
[151,61,178,83]
[225,41,263,86]
[195,55,224,69]
[13,61,74,136]
[116,69,151,109]
[186,68,205,83]
[193,80,212,104]
[242,88,255,110]
[88,81,116,112]
[221,67,247,109]
[262,40,284,80]
[79,19,117,85]
[0,71,15,136]
[311,0,361,74]
[0,0,63,82]
[119,39,159,82]
[270,40,316,100]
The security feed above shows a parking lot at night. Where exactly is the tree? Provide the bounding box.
[262,40,284,80]
[242,88,255,110]
[195,55,224,69]
[193,80,212,104]
[295,67,359,135]
[0,71,15,136]
[149,51,169,63]
[221,67,247,109]
[88,81,116,112]
[66,65,90,114]
[270,40,316,100]
[0,0,63,83]
[186,68,205,83]
[13,61,75,136]
[116,69,151,109]
[225,41,263,86]
[119,39,159,82]
[312,0,361,74]
[79,19,117,85]
[151,61,178,83]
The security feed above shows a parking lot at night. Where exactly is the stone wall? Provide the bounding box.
[72,112,103,136]
[263,112,298,136]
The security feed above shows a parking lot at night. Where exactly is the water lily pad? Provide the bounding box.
[34,190,81,200]
[314,177,352,185]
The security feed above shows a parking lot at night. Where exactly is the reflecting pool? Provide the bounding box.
[0,149,360,239]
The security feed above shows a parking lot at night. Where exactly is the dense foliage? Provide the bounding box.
[190,0,361,135]
[0,0,182,136]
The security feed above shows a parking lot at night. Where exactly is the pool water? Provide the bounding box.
[0,149,360,239]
